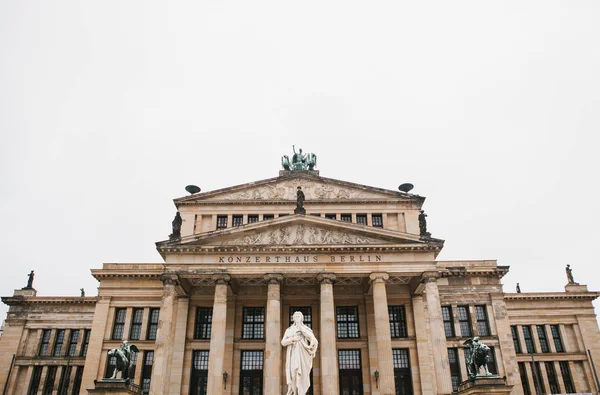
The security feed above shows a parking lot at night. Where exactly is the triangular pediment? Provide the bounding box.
[175,172,422,205]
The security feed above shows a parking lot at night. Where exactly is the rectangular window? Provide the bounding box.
[106,355,117,378]
[550,325,564,352]
[232,215,243,226]
[43,366,57,395]
[242,307,265,339]
[58,365,72,395]
[190,350,209,395]
[71,367,83,395]
[53,329,66,356]
[341,214,352,222]
[248,215,259,224]
[537,325,550,353]
[130,350,138,380]
[336,306,360,338]
[68,329,80,356]
[81,329,91,357]
[475,305,490,336]
[511,326,522,354]
[263,214,274,220]
[356,214,367,225]
[523,326,536,353]
[457,306,472,337]
[559,361,576,393]
[388,305,408,338]
[141,351,154,395]
[545,362,560,394]
[216,215,228,229]
[442,306,455,338]
[532,362,545,393]
[338,350,363,395]
[289,306,312,329]
[28,366,43,395]
[240,351,264,394]
[487,347,498,375]
[147,308,160,340]
[325,213,336,220]
[518,362,531,395]
[372,214,383,227]
[393,349,412,395]
[39,329,52,356]
[130,308,144,340]
[112,308,127,340]
[194,307,213,339]
[448,348,461,392]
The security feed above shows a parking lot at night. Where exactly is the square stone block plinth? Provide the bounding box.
[457,377,513,395]
[88,379,142,395]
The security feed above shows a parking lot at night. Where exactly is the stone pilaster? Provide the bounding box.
[317,273,339,395]
[82,297,111,392]
[369,272,395,395]
[206,274,231,395]
[169,296,190,394]
[422,272,453,394]
[490,294,520,390]
[264,274,283,395]
[0,318,25,392]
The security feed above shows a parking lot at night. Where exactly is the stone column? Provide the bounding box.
[264,274,283,394]
[422,272,453,394]
[369,272,395,395]
[317,273,339,395]
[206,274,231,395]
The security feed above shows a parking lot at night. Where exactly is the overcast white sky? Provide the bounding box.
[1,2,599,322]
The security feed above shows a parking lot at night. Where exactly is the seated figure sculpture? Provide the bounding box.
[281,311,319,395]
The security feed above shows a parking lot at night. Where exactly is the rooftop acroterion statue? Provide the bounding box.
[282,146,317,171]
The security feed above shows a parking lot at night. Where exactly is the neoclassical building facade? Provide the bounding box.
[1,168,600,395]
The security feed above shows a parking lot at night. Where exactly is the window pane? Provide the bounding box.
[242,307,265,339]
[475,306,490,336]
[442,306,455,337]
[112,308,126,340]
[216,216,228,229]
[518,362,531,395]
[389,306,408,338]
[248,215,259,224]
[457,306,472,337]
[232,215,243,226]
[551,325,564,352]
[341,214,352,222]
[338,350,361,370]
[559,361,576,393]
[336,306,359,339]
[147,309,160,340]
[356,215,367,225]
[511,326,522,354]
[194,307,213,339]
[523,326,535,353]
[372,214,383,227]
[241,351,264,370]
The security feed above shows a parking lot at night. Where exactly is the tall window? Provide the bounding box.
[338,350,363,395]
[130,351,138,380]
[545,362,560,394]
[147,308,160,340]
[190,350,209,395]
[141,351,154,395]
[537,325,550,353]
[53,329,66,356]
[559,361,576,393]
[389,306,408,338]
[393,349,412,395]
[72,367,84,395]
[39,329,52,356]
[58,365,72,395]
[81,329,91,357]
[112,308,127,340]
[248,215,259,224]
[442,306,455,337]
[532,362,545,393]
[518,362,531,395]
[68,329,80,356]
[522,326,535,353]
[511,326,522,353]
[28,366,43,395]
[240,351,264,395]
[130,308,144,340]
[242,307,265,339]
[43,366,57,395]
[336,306,360,338]
[216,215,228,229]
[475,306,490,336]
[341,214,352,222]
[106,355,117,378]
[457,306,472,337]
[289,306,312,329]
[232,215,243,226]
[448,348,461,392]
[194,307,213,339]
[356,214,367,225]
[550,325,564,352]
[372,214,383,228]
[487,347,498,375]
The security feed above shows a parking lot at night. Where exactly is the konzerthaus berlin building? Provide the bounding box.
[1,163,600,395]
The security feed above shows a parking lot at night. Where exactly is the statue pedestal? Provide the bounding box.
[457,377,513,395]
[294,207,306,215]
[88,379,142,395]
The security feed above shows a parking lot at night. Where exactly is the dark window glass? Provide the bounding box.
[550,325,564,352]
[372,214,383,228]
[537,325,550,353]
[190,350,209,395]
[338,350,363,395]
[130,308,144,340]
[112,308,127,340]
[442,306,455,337]
[559,361,576,393]
[81,329,91,357]
[130,350,138,380]
[338,349,362,369]
[310,213,321,217]
[142,351,154,395]
[240,351,264,395]
[147,308,160,340]
[475,306,490,336]
[325,213,336,220]
[242,307,265,339]
[389,306,408,338]
[194,307,213,339]
[68,329,80,356]
[545,362,560,394]
[53,329,66,356]
[393,349,412,395]
[216,215,228,229]
[58,365,72,395]
[511,326,522,354]
[448,348,461,392]
[487,347,498,375]
[518,362,531,395]
[341,214,352,222]
[336,306,360,339]
[43,366,57,395]
[232,215,243,226]
[28,366,43,395]
[248,215,259,224]
[278,214,289,218]
[71,367,83,395]
[39,329,52,356]
[263,214,274,220]
[106,355,117,378]
[356,214,367,225]
[457,306,472,337]
[289,307,312,329]
[532,362,545,393]
[523,326,535,353]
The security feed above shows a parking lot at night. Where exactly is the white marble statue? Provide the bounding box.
[281,311,319,395]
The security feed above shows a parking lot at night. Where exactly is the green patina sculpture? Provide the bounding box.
[282,145,317,171]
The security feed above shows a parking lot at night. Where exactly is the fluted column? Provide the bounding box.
[206,274,231,395]
[422,272,453,394]
[370,272,395,395]
[317,273,339,395]
[264,274,284,394]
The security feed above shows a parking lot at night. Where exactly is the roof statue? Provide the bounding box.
[24,270,34,289]
[419,210,431,238]
[566,264,577,284]
[282,145,317,171]
[169,212,182,240]
[294,186,306,215]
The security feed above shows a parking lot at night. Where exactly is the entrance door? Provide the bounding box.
[338,349,363,395]
[190,350,209,395]
[393,349,413,395]
[239,351,263,395]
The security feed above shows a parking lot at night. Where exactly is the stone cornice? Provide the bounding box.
[176,199,418,206]
[91,268,163,281]
[440,267,509,279]
[1,296,98,306]
[504,292,600,301]
[157,245,442,255]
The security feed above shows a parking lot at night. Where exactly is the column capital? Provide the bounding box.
[369,272,389,283]
[421,271,440,283]
[211,273,231,285]
[160,273,180,286]
[263,273,284,285]
[317,273,337,284]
